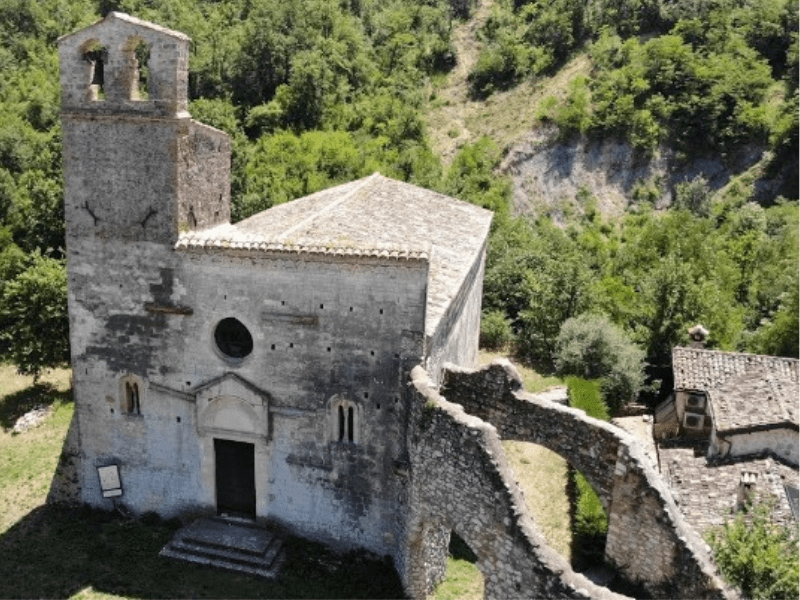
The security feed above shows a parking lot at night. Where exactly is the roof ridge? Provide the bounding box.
[673,346,800,363]
[275,173,380,242]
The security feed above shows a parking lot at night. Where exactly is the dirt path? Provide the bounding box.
[426,0,495,164]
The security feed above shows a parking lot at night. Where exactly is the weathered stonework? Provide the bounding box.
[54,11,491,579]
[422,361,731,599]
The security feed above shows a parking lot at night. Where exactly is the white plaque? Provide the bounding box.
[97,465,123,498]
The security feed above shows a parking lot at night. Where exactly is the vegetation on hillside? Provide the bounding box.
[0,0,797,401]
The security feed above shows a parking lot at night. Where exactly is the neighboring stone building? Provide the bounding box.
[656,345,799,536]
[54,13,732,600]
[58,11,491,564]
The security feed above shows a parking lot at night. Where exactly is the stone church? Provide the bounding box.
[58,12,491,564]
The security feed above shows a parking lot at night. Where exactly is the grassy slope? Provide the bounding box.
[0,365,73,533]
[425,0,592,166]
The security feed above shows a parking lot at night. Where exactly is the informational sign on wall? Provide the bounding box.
[97,464,123,498]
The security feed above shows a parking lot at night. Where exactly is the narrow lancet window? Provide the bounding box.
[125,381,141,415]
[347,406,354,442]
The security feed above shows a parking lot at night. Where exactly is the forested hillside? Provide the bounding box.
[0,0,797,404]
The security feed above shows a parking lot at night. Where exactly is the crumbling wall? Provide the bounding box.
[402,366,627,600]
[403,360,730,600]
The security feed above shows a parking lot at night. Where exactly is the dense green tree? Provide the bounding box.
[0,254,69,381]
[706,500,799,600]
[555,313,645,411]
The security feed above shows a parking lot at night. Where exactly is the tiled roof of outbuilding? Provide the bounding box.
[672,347,799,432]
[672,347,798,392]
[659,442,797,533]
[176,173,494,337]
[709,367,799,433]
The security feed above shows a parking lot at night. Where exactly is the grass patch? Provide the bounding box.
[503,441,571,560]
[0,364,73,533]
[479,350,563,392]
[0,505,404,599]
[429,534,483,600]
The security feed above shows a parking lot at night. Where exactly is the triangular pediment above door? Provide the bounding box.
[193,373,271,442]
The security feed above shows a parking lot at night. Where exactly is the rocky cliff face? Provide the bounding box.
[499,125,776,223]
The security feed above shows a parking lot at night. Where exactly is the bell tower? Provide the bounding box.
[58,12,230,245]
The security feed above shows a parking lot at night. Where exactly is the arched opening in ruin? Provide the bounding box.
[81,40,106,100]
[428,530,484,600]
[502,440,612,582]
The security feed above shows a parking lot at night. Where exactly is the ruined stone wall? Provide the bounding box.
[400,367,626,600]
[405,360,730,600]
[441,361,620,510]
[425,242,487,385]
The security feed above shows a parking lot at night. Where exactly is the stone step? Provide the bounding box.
[160,517,285,579]
[164,537,284,571]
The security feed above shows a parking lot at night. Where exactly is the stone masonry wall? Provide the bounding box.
[425,242,487,386]
[417,360,731,600]
[401,366,627,600]
[441,361,620,511]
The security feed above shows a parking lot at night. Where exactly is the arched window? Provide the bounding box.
[328,396,360,445]
[81,40,107,101]
[120,375,144,416]
[121,36,151,101]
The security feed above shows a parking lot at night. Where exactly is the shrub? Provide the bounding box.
[556,314,645,412]
[480,310,514,350]
[673,174,711,217]
[706,500,799,600]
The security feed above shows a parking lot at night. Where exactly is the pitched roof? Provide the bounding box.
[709,367,799,433]
[176,173,494,337]
[57,11,190,44]
[672,347,798,392]
[672,347,799,432]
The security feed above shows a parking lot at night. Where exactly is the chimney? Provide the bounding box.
[688,324,709,348]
